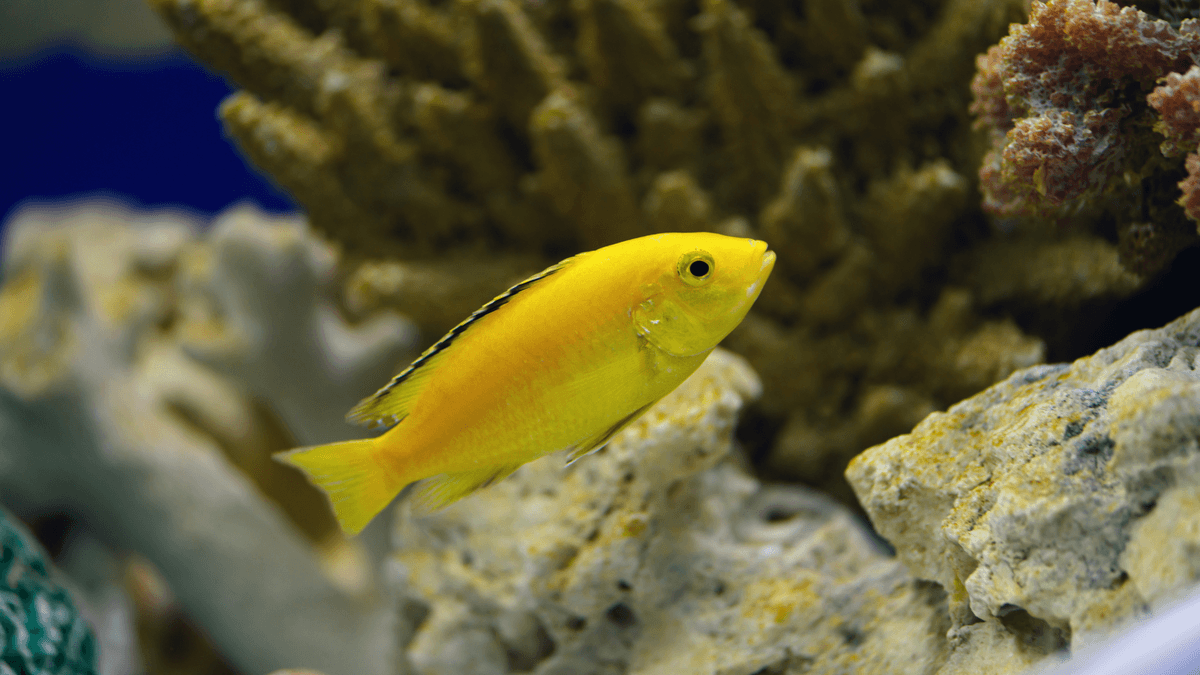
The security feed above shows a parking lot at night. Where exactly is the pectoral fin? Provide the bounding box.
[411,464,523,511]
[632,295,711,357]
[566,402,654,464]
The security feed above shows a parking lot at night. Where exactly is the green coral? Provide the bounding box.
[1,509,99,675]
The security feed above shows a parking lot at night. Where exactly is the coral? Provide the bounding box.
[0,202,409,675]
[962,236,1142,308]
[175,206,416,445]
[1148,65,1200,158]
[739,286,1046,495]
[144,0,1116,489]
[758,147,850,281]
[1148,66,1200,224]
[1181,151,1200,221]
[143,0,1026,256]
[528,89,644,248]
[342,253,546,338]
[971,0,1200,275]
[847,305,1200,659]
[0,0,173,58]
[972,0,1200,211]
[2,507,99,675]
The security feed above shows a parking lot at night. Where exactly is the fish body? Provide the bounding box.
[278,232,775,534]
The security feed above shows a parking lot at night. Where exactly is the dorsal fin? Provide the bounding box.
[346,256,576,428]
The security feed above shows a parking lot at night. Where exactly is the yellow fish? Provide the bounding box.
[277,232,775,534]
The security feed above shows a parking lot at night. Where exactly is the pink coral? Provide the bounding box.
[1150,66,1200,229]
[1148,65,1200,157]
[1179,152,1200,221]
[970,0,1200,217]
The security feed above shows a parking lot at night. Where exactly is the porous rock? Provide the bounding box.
[848,305,1200,667]
[393,350,953,675]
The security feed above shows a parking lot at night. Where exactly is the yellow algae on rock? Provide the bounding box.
[848,305,1200,671]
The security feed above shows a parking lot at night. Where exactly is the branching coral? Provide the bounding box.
[972,0,1200,275]
[175,207,416,445]
[146,0,1029,256]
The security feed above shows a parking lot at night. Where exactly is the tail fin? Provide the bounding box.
[275,439,399,535]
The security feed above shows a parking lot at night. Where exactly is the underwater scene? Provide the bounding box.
[3,0,1200,673]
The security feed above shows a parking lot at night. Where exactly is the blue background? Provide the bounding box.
[0,49,295,243]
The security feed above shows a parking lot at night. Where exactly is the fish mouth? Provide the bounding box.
[759,248,776,278]
[740,244,776,303]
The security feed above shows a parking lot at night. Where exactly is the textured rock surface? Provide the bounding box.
[1,507,99,675]
[1028,584,1200,675]
[0,202,409,675]
[848,306,1200,668]
[394,350,953,675]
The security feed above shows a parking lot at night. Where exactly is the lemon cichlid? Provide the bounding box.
[276,232,776,534]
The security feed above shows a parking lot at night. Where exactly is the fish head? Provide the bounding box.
[632,232,775,357]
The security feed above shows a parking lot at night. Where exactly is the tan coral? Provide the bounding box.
[528,88,645,247]
[148,0,1147,496]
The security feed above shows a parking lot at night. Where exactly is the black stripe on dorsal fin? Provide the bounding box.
[346,255,577,428]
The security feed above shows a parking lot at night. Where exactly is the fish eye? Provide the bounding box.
[678,250,715,286]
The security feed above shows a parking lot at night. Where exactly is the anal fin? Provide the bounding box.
[412,464,523,511]
[566,402,654,465]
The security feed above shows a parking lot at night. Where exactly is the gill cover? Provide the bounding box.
[632,248,718,357]
[633,293,712,356]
